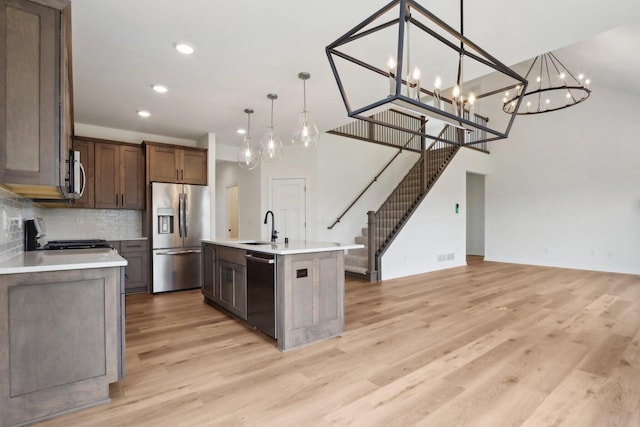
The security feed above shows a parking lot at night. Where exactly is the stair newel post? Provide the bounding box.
[367,211,378,282]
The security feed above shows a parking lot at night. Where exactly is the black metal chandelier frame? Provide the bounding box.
[504,52,591,115]
[326,0,529,147]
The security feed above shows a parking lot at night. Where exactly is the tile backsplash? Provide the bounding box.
[36,208,142,242]
[0,186,143,263]
[0,187,35,262]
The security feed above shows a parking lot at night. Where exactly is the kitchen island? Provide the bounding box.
[0,249,127,427]
[201,240,362,351]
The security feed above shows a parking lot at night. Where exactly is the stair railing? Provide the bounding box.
[367,124,461,279]
[327,114,427,230]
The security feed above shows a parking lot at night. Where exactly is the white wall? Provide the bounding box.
[260,146,317,241]
[200,133,216,240]
[466,172,485,256]
[485,85,640,275]
[75,123,199,146]
[381,148,492,280]
[220,132,419,244]
[314,132,419,244]
[215,160,261,239]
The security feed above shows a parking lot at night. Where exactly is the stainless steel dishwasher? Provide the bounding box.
[245,251,277,339]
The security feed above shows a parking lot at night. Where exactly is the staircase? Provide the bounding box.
[345,125,461,281]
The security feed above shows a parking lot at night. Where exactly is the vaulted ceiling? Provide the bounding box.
[71,1,640,146]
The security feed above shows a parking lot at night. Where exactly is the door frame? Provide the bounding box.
[465,172,486,257]
[225,184,239,239]
[269,177,308,242]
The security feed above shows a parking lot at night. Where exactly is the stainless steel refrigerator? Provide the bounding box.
[151,182,210,293]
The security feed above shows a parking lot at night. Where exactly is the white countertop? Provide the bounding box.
[0,248,127,275]
[202,239,364,255]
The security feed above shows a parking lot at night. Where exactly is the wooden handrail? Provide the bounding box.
[326,116,427,230]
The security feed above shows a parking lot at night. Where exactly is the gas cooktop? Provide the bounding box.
[42,239,112,250]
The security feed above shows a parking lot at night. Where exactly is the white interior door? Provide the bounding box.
[226,185,239,239]
[272,178,306,242]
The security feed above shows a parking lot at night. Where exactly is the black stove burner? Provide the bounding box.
[42,239,112,250]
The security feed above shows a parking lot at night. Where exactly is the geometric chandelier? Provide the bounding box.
[326,0,529,147]
[503,52,591,115]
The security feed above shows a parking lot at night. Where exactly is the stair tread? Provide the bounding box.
[345,265,368,275]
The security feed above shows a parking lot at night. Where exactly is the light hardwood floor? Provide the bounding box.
[38,261,640,426]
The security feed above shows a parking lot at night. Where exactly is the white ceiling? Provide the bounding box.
[71,1,640,146]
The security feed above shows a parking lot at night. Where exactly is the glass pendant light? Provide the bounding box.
[292,72,320,150]
[237,108,259,170]
[259,94,283,162]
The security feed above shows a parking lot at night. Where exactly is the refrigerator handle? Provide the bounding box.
[178,193,183,238]
[184,193,189,238]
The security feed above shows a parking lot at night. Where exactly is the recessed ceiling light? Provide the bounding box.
[152,84,168,93]
[138,110,151,118]
[175,43,194,55]
[236,128,247,135]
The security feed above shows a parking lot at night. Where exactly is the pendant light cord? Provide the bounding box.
[456,0,464,86]
[303,79,307,112]
[270,98,274,127]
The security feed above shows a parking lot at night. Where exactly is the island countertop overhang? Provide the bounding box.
[0,248,127,275]
[201,239,363,255]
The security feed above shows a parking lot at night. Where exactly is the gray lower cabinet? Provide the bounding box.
[0,267,121,427]
[218,260,247,319]
[202,243,216,300]
[202,244,247,320]
[201,243,346,351]
[110,240,149,294]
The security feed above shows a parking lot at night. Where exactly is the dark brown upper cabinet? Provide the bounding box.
[144,141,207,185]
[95,142,144,210]
[0,0,74,195]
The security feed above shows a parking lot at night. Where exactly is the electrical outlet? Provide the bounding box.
[607,250,613,257]
[437,254,446,262]
[446,253,455,260]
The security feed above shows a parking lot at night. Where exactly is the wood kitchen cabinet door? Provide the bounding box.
[217,260,247,319]
[0,0,58,185]
[95,142,144,209]
[120,145,144,209]
[94,143,120,208]
[202,244,216,300]
[147,144,180,183]
[111,240,149,294]
[145,141,207,185]
[180,149,207,185]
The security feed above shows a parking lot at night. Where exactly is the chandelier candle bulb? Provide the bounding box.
[388,57,397,95]
[409,67,421,100]
[434,76,442,109]
[468,92,476,120]
[452,85,461,116]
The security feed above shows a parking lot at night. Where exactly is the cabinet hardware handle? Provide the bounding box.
[121,194,124,206]
[115,193,119,206]
[245,254,275,264]
[156,249,201,255]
